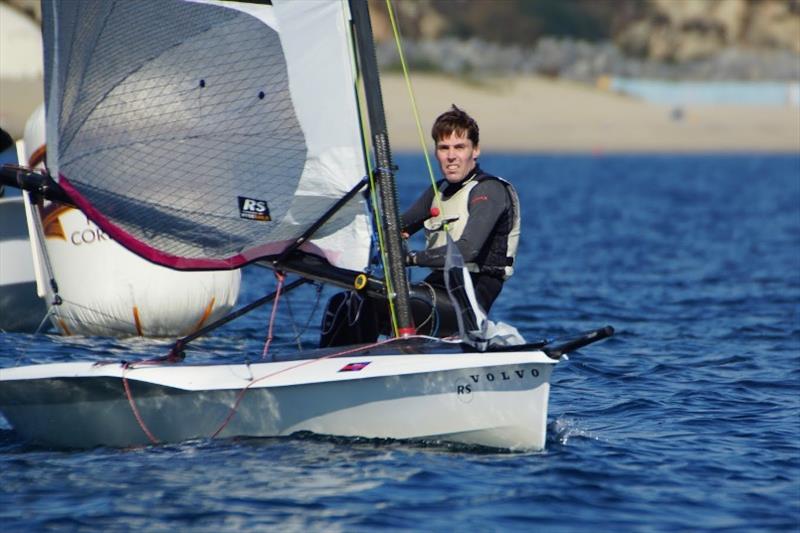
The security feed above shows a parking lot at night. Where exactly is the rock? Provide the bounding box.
[746,0,800,53]
[714,0,748,44]
[618,0,741,61]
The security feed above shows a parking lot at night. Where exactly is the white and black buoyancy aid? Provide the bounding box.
[423,170,521,279]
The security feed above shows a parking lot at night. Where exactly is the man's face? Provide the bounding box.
[436,131,480,184]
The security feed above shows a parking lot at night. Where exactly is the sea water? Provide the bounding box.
[1,154,798,531]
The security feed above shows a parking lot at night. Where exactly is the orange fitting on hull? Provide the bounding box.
[192,297,216,332]
[132,306,143,336]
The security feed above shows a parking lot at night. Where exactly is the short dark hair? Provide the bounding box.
[431,105,479,146]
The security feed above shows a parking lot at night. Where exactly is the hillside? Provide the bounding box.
[370,0,800,59]
[369,0,800,81]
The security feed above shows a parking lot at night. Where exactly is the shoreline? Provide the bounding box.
[2,73,798,154]
[382,73,800,154]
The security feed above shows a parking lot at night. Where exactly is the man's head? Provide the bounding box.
[431,105,480,184]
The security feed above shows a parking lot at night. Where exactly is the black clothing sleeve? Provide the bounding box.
[400,185,437,236]
[413,179,509,268]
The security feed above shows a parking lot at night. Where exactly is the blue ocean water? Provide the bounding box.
[1,154,798,531]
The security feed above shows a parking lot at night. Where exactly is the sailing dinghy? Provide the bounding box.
[0,0,612,450]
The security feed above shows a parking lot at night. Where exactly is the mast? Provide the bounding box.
[349,0,415,336]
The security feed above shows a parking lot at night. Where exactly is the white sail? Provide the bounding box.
[43,0,371,272]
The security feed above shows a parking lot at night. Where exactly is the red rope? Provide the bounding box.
[113,356,182,445]
[211,336,411,438]
[261,272,286,360]
[122,366,160,445]
[119,334,434,444]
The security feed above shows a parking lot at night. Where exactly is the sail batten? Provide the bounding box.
[44,0,372,272]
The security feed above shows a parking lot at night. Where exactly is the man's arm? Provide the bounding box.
[400,185,437,236]
[412,180,509,268]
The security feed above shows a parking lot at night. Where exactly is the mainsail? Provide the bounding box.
[42,0,371,272]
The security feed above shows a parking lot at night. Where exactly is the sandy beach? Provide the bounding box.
[2,73,798,154]
[381,73,800,153]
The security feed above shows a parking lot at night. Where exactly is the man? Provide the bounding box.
[401,105,520,318]
[319,105,520,345]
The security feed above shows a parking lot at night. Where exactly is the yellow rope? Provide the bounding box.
[385,0,442,211]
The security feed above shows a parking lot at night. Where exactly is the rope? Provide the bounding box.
[284,283,324,351]
[414,281,438,334]
[261,271,286,360]
[122,365,160,445]
[385,0,441,210]
[210,335,433,438]
[118,333,458,445]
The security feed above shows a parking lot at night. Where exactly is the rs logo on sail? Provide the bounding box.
[238,196,272,221]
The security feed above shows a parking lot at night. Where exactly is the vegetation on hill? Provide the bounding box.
[369,0,800,80]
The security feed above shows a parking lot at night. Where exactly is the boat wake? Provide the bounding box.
[220,431,530,455]
[547,416,604,447]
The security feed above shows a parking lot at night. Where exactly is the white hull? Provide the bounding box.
[0,348,557,450]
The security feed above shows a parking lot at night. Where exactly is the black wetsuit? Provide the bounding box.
[319,165,517,346]
[401,165,514,312]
